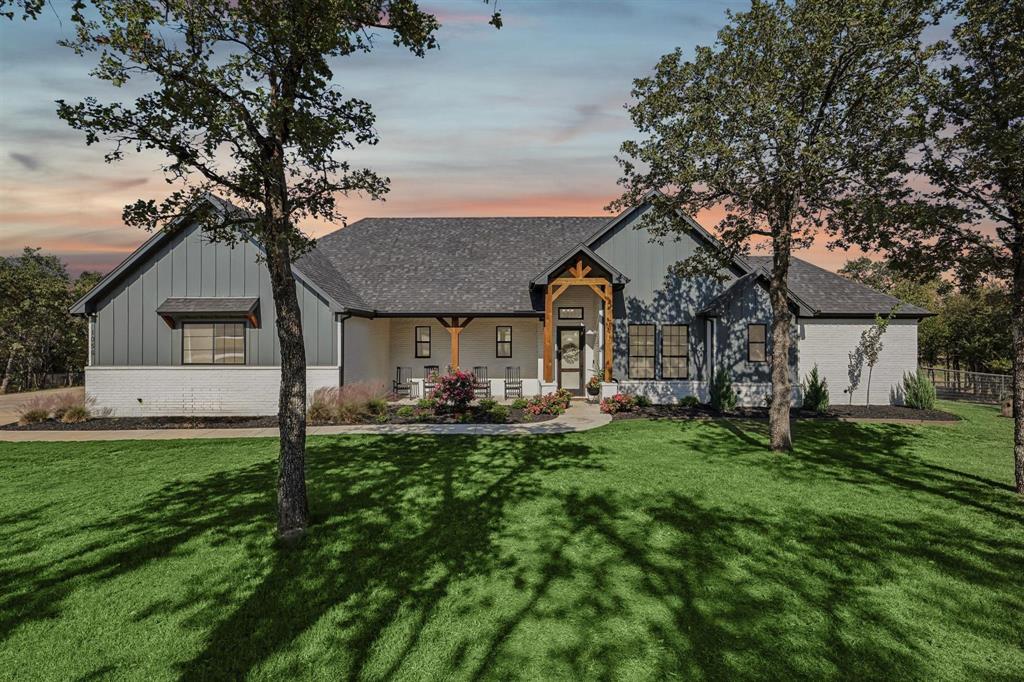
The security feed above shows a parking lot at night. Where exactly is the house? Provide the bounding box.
[71,194,930,415]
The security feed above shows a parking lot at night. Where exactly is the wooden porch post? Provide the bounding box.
[450,326,462,370]
[438,317,473,370]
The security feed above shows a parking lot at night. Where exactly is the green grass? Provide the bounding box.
[1,402,1021,680]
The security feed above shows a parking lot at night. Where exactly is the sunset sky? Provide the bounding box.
[0,0,872,275]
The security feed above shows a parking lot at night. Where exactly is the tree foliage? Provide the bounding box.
[844,0,1023,287]
[612,0,939,449]
[0,248,100,393]
[840,257,1013,374]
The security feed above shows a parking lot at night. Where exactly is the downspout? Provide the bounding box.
[337,312,352,387]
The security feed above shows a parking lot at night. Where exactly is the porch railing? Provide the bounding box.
[920,366,1012,404]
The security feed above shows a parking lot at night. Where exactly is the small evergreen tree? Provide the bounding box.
[709,367,738,412]
[801,365,830,414]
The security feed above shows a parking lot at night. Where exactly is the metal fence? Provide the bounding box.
[920,366,1012,404]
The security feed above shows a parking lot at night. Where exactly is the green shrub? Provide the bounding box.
[510,397,528,410]
[679,395,700,408]
[396,405,416,419]
[902,371,936,410]
[478,397,498,411]
[366,397,388,417]
[487,404,510,423]
[709,367,737,412]
[801,365,830,414]
[417,397,437,410]
[635,393,652,408]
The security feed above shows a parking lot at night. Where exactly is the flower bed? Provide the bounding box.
[605,402,959,422]
[599,392,651,414]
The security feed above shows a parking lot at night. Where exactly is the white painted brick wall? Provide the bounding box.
[86,366,339,416]
[797,318,918,406]
[603,380,797,406]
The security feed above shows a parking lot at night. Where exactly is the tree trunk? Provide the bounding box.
[265,215,310,539]
[1012,237,1023,495]
[866,366,873,406]
[0,349,16,394]
[769,235,793,452]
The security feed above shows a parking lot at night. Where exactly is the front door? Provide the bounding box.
[557,327,584,396]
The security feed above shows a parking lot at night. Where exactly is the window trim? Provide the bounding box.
[415,325,431,358]
[661,324,689,380]
[496,325,512,358]
[747,323,767,363]
[627,323,656,379]
[181,320,247,366]
[558,306,584,320]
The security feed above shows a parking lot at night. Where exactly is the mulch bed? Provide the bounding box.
[611,403,960,422]
[2,405,554,431]
[1,415,279,431]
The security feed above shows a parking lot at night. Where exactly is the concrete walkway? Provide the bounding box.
[0,401,611,442]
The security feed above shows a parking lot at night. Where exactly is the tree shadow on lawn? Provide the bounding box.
[3,424,1022,680]
[534,489,1023,680]
[687,418,1023,524]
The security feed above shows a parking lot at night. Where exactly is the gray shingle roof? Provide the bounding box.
[311,217,609,314]
[156,297,259,315]
[294,247,368,311]
[745,256,931,317]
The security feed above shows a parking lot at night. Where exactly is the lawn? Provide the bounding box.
[1,402,1021,680]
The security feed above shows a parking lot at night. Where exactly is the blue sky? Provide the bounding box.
[0,0,868,274]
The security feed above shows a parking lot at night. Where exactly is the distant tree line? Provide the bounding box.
[839,257,1012,375]
[0,248,101,393]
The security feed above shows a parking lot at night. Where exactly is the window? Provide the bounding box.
[182,322,245,364]
[558,307,583,320]
[496,326,512,358]
[415,326,431,358]
[662,324,689,379]
[628,324,655,379]
[747,324,767,362]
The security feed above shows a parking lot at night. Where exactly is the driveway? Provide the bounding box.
[0,387,83,426]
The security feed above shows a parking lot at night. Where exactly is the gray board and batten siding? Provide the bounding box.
[90,221,337,367]
[590,205,786,384]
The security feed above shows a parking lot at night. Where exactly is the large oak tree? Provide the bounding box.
[51,0,495,539]
[611,0,938,450]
